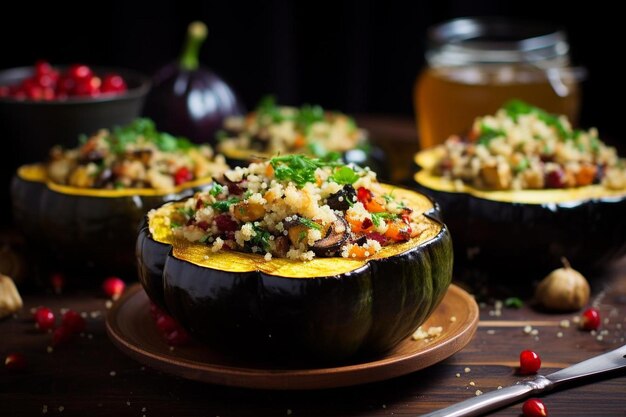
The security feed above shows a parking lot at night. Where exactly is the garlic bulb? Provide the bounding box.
[0,274,23,318]
[534,258,590,311]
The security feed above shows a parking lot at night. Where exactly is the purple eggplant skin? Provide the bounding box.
[143,22,244,145]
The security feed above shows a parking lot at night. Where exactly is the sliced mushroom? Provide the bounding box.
[311,216,349,257]
[326,185,356,211]
[273,235,290,258]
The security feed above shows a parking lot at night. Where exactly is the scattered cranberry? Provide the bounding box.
[545,169,566,188]
[51,325,73,347]
[102,276,126,300]
[34,307,56,332]
[0,60,127,101]
[519,350,542,375]
[522,398,548,417]
[62,310,86,334]
[165,328,190,346]
[50,273,66,294]
[580,307,601,331]
[174,167,194,185]
[155,314,179,334]
[4,353,27,371]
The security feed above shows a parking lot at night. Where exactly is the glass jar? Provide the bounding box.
[414,18,585,149]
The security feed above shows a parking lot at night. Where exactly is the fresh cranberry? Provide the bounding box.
[545,169,566,188]
[0,86,10,97]
[519,350,542,375]
[102,276,126,299]
[522,398,548,417]
[149,302,164,321]
[56,76,75,95]
[62,310,86,334]
[4,353,27,371]
[156,314,179,334]
[68,64,93,80]
[580,307,601,331]
[50,273,66,294]
[357,187,372,204]
[73,76,101,97]
[34,60,52,77]
[165,328,190,346]
[214,214,238,232]
[365,232,387,245]
[34,307,56,332]
[174,167,194,185]
[101,74,127,93]
[51,325,73,347]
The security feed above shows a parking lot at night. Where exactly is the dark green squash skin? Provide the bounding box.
[414,181,626,277]
[136,204,453,363]
[11,173,209,275]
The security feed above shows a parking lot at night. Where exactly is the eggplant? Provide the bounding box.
[143,22,244,145]
[136,185,453,363]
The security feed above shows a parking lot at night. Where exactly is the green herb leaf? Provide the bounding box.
[209,183,224,197]
[270,154,343,188]
[371,212,398,227]
[176,206,195,218]
[330,166,359,185]
[514,158,529,173]
[504,297,524,309]
[298,217,322,230]
[477,122,506,145]
[503,100,573,140]
[211,197,240,212]
[251,224,272,250]
[105,118,195,154]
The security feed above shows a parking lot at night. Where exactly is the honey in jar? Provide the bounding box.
[415,18,584,149]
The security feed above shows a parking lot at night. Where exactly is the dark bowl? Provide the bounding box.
[0,66,151,225]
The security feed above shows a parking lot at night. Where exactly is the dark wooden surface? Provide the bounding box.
[2,117,626,416]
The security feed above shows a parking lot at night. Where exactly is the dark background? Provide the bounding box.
[0,1,621,139]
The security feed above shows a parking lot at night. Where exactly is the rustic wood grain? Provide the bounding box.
[2,117,625,416]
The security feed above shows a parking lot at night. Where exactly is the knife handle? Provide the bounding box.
[421,376,552,417]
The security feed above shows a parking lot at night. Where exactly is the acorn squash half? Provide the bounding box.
[414,148,626,276]
[11,164,214,274]
[136,185,452,363]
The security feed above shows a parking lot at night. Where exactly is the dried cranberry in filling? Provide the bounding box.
[215,214,238,232]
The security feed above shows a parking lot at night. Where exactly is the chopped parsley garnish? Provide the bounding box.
[330,166,359,185]
[270,154,343,188]
[105,118,194,154]
[370,212,399,227]
[295,104,325,132]
[171,221,182,228]
[504,297,524,309]
[477,122,506,145]
[211,197,240,212]
[256,95,287,123]
[503,100,573,140]
[298,217,322,230]
[176,206,195,218]
[514,158,529,173]
[209,183,224,197]
[251,224,272,251]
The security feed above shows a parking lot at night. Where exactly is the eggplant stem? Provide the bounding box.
[179,21,208,71]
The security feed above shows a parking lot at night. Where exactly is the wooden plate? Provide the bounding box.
[106,284,478,390]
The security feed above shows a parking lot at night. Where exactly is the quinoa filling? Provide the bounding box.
[433,100,626,190]
[46,118,228,189]
[162,155,428,261]
[217,96,368,157]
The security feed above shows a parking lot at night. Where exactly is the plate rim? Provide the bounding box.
[106,283,478,389]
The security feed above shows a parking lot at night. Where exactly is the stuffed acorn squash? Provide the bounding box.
[11,119,228,273]
[137,155,452,362]
[216,96,388,178]
[414,101,626,276]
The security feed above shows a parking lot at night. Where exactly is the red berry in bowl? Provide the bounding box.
[522,398,547,417]
[5,353,27,371]
[166,328,190,346]
[62,310,86,334]
[580,307,600,330]
[519,349,541,374]
[102,74,127,93]
[102,276,126,299]
[34,307,55,332]
[68,64,93,80]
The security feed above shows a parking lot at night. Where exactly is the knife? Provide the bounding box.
[421,344,626,417]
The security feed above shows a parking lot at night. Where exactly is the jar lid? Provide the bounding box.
[426,17,570,66]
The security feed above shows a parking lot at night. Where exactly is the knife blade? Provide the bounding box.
[421,344,626,417]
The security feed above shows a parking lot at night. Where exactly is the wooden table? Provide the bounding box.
[2,117,626,416]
